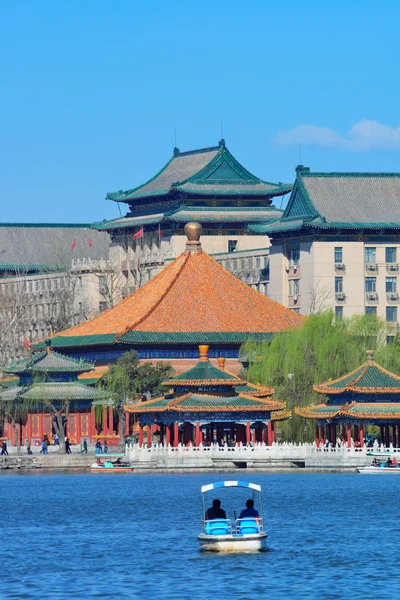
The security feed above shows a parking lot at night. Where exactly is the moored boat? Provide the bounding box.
[90,453,134,473]
[198,481,267,553]
[358,452,400,474]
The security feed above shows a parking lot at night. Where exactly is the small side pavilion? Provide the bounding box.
[296,350,400,447]
[126,345,289,446]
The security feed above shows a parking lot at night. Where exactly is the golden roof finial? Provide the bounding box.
[366,349,374,361]
[198,345,209,362]
[184,222,202,252]
[217,357,226,371]
[45,338,52,354]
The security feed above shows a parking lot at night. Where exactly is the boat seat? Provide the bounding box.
[238,518,259,534]
[205,519,230,535]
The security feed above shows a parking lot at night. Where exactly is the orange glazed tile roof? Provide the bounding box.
[53,225,303,341]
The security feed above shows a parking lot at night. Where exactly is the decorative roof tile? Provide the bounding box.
[6,349,94,375]
[22,382,108,401]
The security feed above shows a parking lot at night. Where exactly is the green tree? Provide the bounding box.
[104,350,173,447]
[241,312,400,442]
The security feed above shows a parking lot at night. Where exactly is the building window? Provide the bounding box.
[288,248,300,266]
[256,256,261,268]
[289,279,299,296]
[99,302,107,313]
[335,306,343,319]
[365,247,376,263]
[365,306,377,317]
[335,277,343,293]
[386,277,397,293]
[99,276,107,294]
[228,240,237,252]
[365,277,376,293]
[387,336,396,344]
[386,247,397,263]
[291,308,300,313]
[386,306,398,322]
[263,256,268,269]
[334,247,343,263]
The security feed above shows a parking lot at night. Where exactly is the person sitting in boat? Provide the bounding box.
[386,457,393,467]
[239,499,259,519]
[206,499,226,520]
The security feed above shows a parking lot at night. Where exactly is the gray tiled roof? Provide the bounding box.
[0,225,110,270]
[179,182,290,195]
[6,350,94,375]
[109,149,219,201]
[302,174,400,223]
[168,207,283,223]
[22,382,108,401]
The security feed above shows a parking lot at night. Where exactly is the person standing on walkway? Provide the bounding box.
[82,439,88,454]
[1,440,8,455]
[65,437,72,454]
[103,439,108,454]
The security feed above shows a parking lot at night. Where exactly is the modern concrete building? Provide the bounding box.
[251,168,400,337]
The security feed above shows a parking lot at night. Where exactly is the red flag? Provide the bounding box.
[132,227,143,240]
[88,237,93,247]
[71,239,77,250]
[23,337,29,350]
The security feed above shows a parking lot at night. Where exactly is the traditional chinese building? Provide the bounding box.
[126,345,289,447]
[0,340,110,446]
[96,140,292,290]
[36,223,303,373]
[296,350,400,447]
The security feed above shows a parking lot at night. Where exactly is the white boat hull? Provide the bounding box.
[198,532,267,553]
[357,466,400,474]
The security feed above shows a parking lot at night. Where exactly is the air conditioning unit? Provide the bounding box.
[388,263,398,271]
[335,263,345,270]
[388,293,398,301]
[367,292,378,300]
[335,292,345,301]
[366,263,378,271]
[293,295,298,303]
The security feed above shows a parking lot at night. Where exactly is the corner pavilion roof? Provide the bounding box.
[5,346,94,376]
[106,141,291,204]
[313,351,400,395]
[126,346,288,419]
[43,224,303,349]
[296,351,400,422]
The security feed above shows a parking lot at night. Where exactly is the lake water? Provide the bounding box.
[1,471,399,599]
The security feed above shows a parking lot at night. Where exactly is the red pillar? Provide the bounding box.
[271,421,275,444]
[76,413,82,446]
[146,425,152,445]
[359,422,364,447]
[27,414,33,444]
[173,422,179,447]
[246,422,251,444]
[347,422,351,447]
[268,421,273,446]
[321,425,325,445]
[166,424,171,445]
[195,422,201,447]
[39,414,44,441]
[315,423,320,447]
[139,425,144,447]
[90,406,96,438]
[108,405,114,435]
[103,406,108,434]
[125,413,130,436]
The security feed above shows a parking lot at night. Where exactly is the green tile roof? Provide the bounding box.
[107,143,292,203]
[163,360,239,386]
[119,332,274,344]
[314,356,400,394]
[31,334,117,349]
[6,350,94,375]
[22,382,108,401]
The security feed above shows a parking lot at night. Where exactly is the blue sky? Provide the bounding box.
[1,0,400,223]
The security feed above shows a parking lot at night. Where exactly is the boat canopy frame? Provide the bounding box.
[201,480,263,524]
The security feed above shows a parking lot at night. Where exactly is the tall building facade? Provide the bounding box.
[251,168,400,338]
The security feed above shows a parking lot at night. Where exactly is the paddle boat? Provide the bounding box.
[90,453,134,473]
[357,452,400,474]
[198,481,267,552]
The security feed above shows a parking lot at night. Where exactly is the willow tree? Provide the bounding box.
[104,350,174,447]
[242,312,400,442]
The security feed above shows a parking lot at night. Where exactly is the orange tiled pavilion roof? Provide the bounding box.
[40,223,303,348]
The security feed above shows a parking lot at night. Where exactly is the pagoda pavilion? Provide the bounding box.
[0,340,110,446]
[126,345,289,447]
[296,350,400,448]
[98,140,291,237]
[36,223,303,372]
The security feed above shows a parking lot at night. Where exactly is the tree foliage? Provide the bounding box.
[242,312,400,442]
[104,350,173,445]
